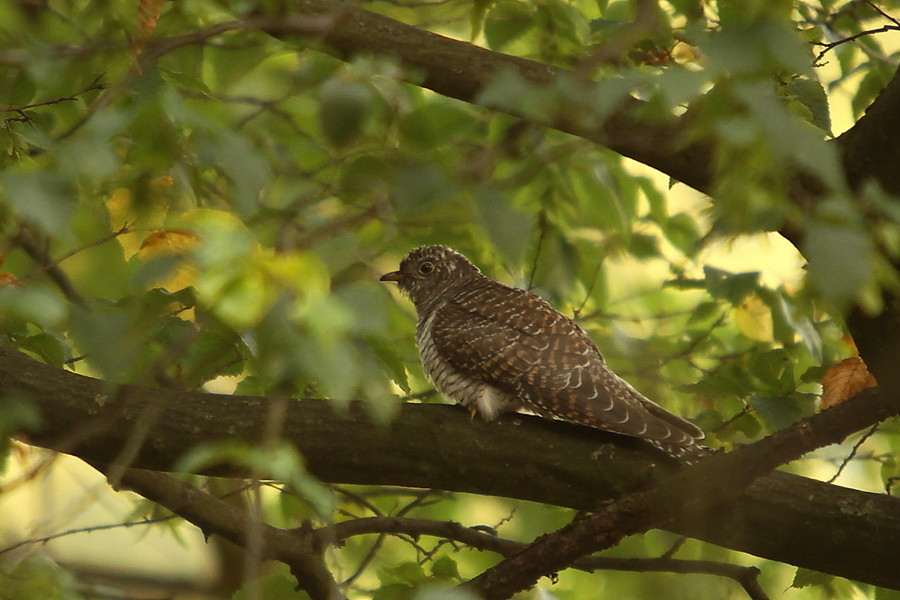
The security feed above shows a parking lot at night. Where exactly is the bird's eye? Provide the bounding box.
[418,262,435,275]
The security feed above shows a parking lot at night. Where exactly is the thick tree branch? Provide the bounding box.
[462,385,891,598]
[92,465,344,600]
[2,346,899,589]
[248,0,900,203]
[253,0,719,191]
[840,63,900,401]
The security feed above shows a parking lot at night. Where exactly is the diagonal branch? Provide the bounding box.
[461,387,898,598]
[252,0,717,192]
[89,465,345,600]
[329,516,768,599]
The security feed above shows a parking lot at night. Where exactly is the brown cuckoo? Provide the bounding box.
[380,245,705,458]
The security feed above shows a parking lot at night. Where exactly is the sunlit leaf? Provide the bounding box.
[484,2,535,51]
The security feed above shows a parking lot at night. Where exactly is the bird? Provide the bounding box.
[380,245,706,460]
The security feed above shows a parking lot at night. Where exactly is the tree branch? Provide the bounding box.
[253,0,719,191]
[329,516,768,599]
[247,0,899,204]
[462,384,890,598]
[91,465,345,600]
[2,345,899,589]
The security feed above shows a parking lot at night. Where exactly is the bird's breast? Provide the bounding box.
[415,310,519,420]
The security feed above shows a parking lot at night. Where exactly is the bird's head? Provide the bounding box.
[380,245,481,308]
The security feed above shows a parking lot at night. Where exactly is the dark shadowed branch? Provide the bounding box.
[461,385,895,598]
[2,345,899,589]
[329,516,769,599]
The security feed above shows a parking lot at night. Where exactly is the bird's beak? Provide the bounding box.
[380,271,410,282]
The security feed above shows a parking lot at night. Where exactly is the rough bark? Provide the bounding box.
[3,345,899,590]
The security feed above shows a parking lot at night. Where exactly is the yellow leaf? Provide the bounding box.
[735,295,774,342]
[137,230,199,291]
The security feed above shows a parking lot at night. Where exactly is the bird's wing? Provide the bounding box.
[432,283,703,446]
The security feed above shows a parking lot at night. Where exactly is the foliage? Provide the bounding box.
[1,0,899,598]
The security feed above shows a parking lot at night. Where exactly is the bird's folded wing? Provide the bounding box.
[431,286,702,445]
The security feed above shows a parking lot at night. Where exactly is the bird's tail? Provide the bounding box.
[648,439,713,465]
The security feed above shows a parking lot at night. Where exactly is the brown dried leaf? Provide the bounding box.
[820,356,877,410]
[0,272,21,287]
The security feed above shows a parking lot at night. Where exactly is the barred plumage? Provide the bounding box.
[381,245,705,459]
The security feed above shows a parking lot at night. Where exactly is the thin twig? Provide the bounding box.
[813,23,900,65]
[866,0,900,27]
[3,75,106,125]
[18,223,132,283]
[826,423,879,484]
[0,515,178,557]
[11,225,85,305]
[327,516,768,597]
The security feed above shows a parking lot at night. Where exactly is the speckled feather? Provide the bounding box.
[381,245,705,455]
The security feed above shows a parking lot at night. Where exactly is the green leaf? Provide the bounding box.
[731,412,763,440]
[750,348,792,390]
[627,232,660,259]
[0,554,80,600]
[470,0,493,41]
[686,301,723,325]
[430,556,462,581]
[382,561,429,586]
[373,583,416,600]
[16,332,68,368]
[339,153,396,201]
[233,568,311,600]
[804,217,874,313]
[791,567,834,589]
[393,163,455,218]
[318,78,376,146]
[783,76,832,136]
[197,130,272,216]
[663,213,701,254]
[159,67,212,96]
[400,104,474,152]
[1,171,76,238]
[176,441,335,517]
[764,290,823,362]
[703,266,761,304]
[750,395,803,431]
[370,336,411,394]
[0,286,68,332]
[484,2,535,51]
[851,61,893,118]
[473,186,534,264]
[875,588,900,600]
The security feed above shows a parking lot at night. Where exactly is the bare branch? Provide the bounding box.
[813,22,900,65]
[18,223,132,284]
[2,75,106,126]
[10,224,85,305]
[328,515,769,598]
[826,423,879,483]
[93,466,346,600]
[0,514,177,558]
